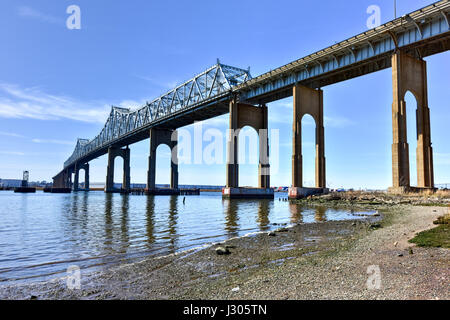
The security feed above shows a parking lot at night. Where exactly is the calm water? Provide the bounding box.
[0,191,373,283]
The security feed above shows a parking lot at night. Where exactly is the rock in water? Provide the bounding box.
[215,247,230,255]
[268,231,276,237]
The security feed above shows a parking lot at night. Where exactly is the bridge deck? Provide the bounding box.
[236,0,450,104]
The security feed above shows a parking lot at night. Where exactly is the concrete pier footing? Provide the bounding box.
[14,187,36,193]
[288,187,329,199]
[145,188,180,196]
[222,187,274,199]
[387,186,437,194]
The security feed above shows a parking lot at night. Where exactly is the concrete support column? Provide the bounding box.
[226,99,239,188]
[122,147,131,192]
[106,147,131,193]
[147,131,157,190]
[291,84,326,189]
[146,128,178,190]
[73,164,80,191]
[391,51,434,190]
[258,105,270,189]
[106,148,115,193]
[84,163,90,190]
[315,92,326,188]
[170,130,179,189]
[68,168,73,189]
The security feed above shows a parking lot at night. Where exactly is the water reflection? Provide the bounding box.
[120,195,129,253]
[257,200,270,231]
[315,206,327,222]
[223,199,239,237]
[0,191,374,283]
[167,195,179,253]
[104,193,113,250]
[288,202,304,224]
[146,196,155,246]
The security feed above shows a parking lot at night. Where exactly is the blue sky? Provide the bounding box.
[0,0,449,189]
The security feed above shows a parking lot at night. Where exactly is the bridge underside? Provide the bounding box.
[242,35,450,105]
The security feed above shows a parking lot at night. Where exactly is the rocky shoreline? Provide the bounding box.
[0,196,448,300]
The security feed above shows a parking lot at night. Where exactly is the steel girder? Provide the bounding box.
[236,0,450,103]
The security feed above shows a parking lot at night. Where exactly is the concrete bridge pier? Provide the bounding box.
[73,163,89,191]
[146,128,179,195]
[52,167,73,189]
[389,51,435,193]
[223,100,273,199]
[288,84,328,199]
[105,146,130,193]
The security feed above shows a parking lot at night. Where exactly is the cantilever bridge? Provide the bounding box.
[54,0,450,198]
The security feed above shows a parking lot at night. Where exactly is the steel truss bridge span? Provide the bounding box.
[63,63,251,169]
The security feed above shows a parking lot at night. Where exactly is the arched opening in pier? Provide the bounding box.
[78,168,86,189]
[155,144,172,187]
[405,90,419,187]
[301,114,316,187]
[238,126,259,188]
[113,156,124,189]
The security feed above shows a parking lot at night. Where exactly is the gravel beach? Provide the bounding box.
[0,204,448,300]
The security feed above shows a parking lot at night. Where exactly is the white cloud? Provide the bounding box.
[324,116,355,128]
[0,131,25,138]
[32,139,73,145]
[17,6,63,25]
[0,83,113,123]
[0,151,25,156]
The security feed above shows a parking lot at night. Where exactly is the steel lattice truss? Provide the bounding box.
[64,62,251,168]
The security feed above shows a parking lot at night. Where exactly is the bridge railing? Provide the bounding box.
[63,62,251,168]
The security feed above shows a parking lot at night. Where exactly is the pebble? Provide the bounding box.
[215,247,231,255]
